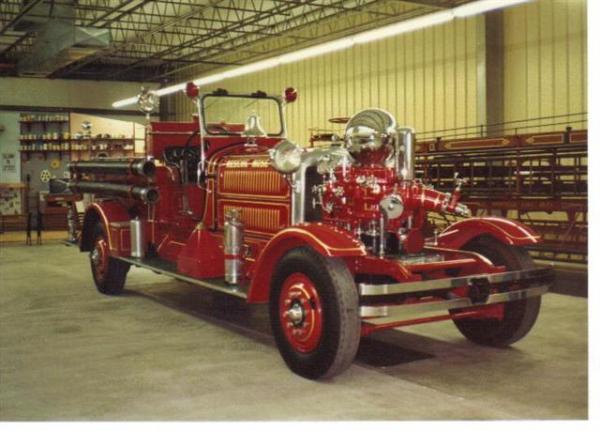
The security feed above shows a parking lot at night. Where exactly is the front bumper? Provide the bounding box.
[359,266,553,322]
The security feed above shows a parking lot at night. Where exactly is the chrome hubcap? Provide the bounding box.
[91,248,100,266]
[286,302,304,326]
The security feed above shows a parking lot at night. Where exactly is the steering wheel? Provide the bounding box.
[182,129,199,152]
[168,130,198,182]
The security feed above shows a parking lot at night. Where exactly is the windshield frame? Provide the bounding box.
[199,92,286,137]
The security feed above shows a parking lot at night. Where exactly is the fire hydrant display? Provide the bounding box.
[71,84,553,380]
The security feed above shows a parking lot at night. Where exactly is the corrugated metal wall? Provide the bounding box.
[172,15,480,144]
[171,0,587,143]
[503,0,587,131]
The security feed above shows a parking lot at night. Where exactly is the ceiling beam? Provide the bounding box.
[53,0,227,78]
[0,0,45,37]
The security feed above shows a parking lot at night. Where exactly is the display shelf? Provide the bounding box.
[20,149,67,161]
[19,120,69,124]
[20,139,69,143]
[19,114,69,123]
[68,148,135,151]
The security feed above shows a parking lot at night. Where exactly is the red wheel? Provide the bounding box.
[278,273,324,354]
[90,223,130,295]
[91,236,109,284]
[270,247,360,380]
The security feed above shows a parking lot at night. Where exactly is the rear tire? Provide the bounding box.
[90,223,130,295]
[452,236,541,347]
[269,247,360,380]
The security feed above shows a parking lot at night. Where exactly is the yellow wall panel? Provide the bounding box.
[454,18,467,131]
[465,17,478,129]
[173,15,482,145]
[503,0,587,131]
[172,0,586,143]
[404,32,416,128]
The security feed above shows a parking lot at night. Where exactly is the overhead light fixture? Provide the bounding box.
[453,0,531,18]
[353,10,453,44]
[113,96,139,108]
[112,0,534,108]
[279,38,355,64]
[222,58,279,79]
[154,83,186,97]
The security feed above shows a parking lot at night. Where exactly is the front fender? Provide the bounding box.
[80,201,131,253]
[247,223,366,303]
[437,217,542,250]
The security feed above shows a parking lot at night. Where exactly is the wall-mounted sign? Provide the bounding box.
[2,153,16,173]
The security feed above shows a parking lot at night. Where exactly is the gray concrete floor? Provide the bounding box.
[0,243,587,420]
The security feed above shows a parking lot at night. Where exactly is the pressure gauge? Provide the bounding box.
[380,194,404,219]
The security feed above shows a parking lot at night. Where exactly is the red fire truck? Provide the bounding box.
[69,84,552,379]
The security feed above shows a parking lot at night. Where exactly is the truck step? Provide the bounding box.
[117,256,248,299]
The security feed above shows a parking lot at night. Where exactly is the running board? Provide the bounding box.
[117,256,248,299]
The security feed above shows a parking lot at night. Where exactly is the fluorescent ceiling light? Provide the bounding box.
[279,38,355,64]
[453,0,531,18]
[194,73,226,86]
[354,10,453,44]
[154,83,186,97]
[222,58,280,79]
[112,0,534,108]
[113,96,139,108]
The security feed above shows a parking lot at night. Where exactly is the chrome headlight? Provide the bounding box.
[270,139,303,174]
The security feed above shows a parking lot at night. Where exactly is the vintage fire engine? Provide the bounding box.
[70,84,553,379]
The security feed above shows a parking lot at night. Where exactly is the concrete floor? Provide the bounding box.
[0,243,587,420]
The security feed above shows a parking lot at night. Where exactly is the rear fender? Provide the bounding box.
[437,217,542,250]
[247,223,366,303]
[80,201,131,254]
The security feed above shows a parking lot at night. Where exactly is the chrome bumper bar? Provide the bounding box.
[359,267,553,296]
[360,284,548,321]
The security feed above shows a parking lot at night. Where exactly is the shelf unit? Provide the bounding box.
[19,114,71,161]
[19,112,136,160]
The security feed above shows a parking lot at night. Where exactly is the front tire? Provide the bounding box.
[90,223,130,295]
[452,236,541,347]
[269,247,361,380]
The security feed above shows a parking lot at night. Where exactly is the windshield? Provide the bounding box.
[201,95,284,136]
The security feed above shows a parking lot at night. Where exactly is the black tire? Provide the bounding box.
[452,236,541,347]
[269,247,361,380]
[90,223,130,295]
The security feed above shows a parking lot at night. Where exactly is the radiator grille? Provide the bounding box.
[223,204,282,232]
[221,169,287,197]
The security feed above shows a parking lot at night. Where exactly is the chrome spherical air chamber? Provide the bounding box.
[344,108,415,180]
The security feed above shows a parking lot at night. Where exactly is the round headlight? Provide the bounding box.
[270,139,303,174]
